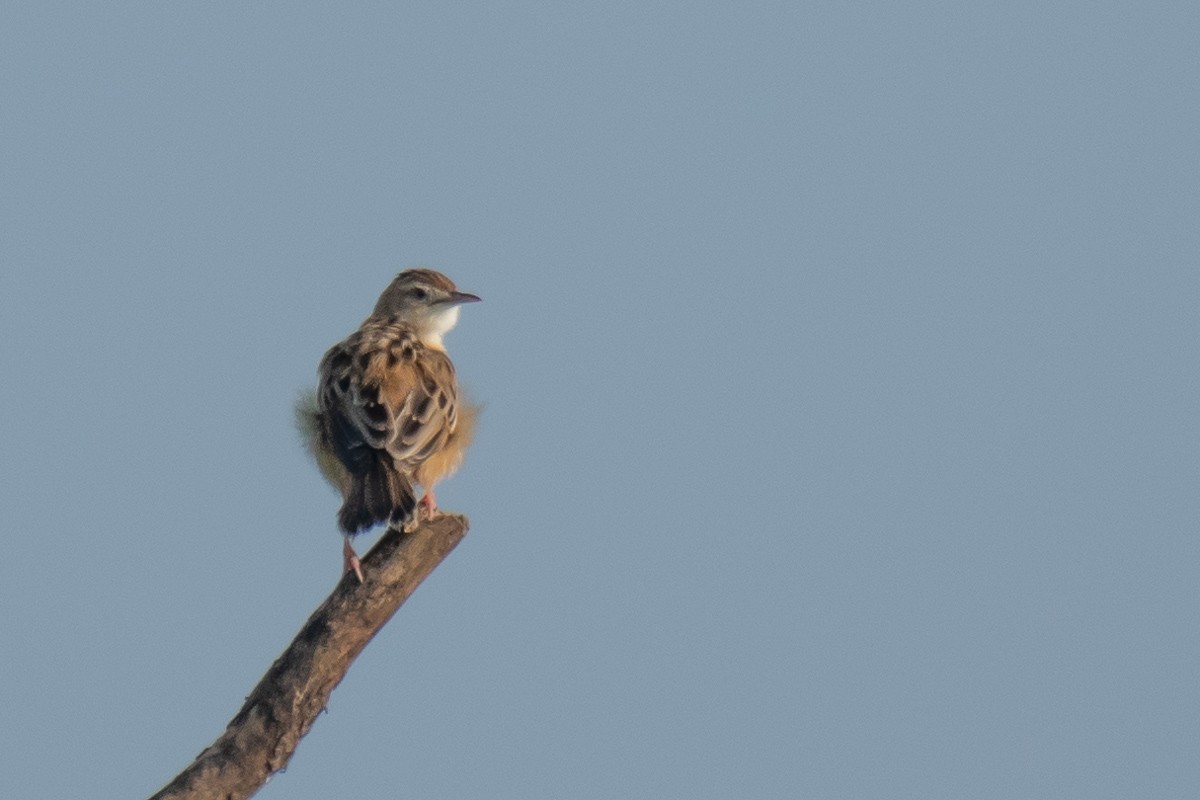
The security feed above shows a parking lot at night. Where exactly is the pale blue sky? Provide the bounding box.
[2,3,1198,798]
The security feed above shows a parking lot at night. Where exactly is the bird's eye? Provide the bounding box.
[411,287,429,301]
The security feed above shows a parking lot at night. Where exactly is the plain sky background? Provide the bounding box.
[1,3,1197,798]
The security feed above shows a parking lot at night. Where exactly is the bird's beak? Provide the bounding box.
[446,290,482,305]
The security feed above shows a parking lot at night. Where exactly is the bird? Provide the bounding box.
[297,268,480,581]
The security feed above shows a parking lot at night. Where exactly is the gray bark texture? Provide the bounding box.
[147,513,469,800]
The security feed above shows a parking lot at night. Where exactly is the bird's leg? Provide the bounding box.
[342,534,364,583]
[419,487,439,520]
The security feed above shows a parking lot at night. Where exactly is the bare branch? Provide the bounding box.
[148,514,469,800]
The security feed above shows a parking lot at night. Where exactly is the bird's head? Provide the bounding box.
[372,269,481,349]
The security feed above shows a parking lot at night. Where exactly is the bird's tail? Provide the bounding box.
[338,452,417,534]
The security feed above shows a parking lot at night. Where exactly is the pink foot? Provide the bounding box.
[342,536,364,583]
[419,489,439,520]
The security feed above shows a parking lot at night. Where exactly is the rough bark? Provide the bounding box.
[147,513,469,800]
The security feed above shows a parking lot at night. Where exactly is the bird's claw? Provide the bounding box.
[343,536,364,583]
[419,490,439,521]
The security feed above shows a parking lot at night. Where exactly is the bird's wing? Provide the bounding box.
[374,339,458,470]
[317,322,457,474]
